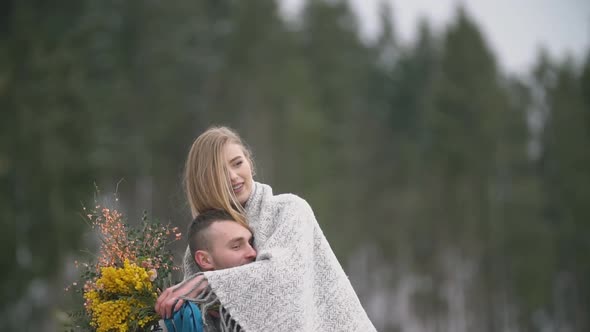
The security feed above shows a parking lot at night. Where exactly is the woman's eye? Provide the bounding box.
[236,161,243,167]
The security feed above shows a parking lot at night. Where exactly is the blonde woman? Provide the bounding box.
[156,126,375,332]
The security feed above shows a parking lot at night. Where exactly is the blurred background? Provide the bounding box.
[2,0,589,331]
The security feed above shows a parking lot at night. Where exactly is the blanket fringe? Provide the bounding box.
[219,306,241,332]
[180,273,243,332]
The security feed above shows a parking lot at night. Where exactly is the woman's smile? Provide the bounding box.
[233,183,244,194]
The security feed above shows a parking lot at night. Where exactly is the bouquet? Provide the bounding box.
[65,197,182,332]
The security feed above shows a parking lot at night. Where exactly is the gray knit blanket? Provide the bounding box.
[181,182,376,332]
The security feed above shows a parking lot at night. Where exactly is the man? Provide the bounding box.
[162,209,256,332]
[189,209,256,272]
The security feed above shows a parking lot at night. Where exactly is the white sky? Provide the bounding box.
[279,0,590,74]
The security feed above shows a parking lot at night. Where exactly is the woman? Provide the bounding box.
[156,126,375,332]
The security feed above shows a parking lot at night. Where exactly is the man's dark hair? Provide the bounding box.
[188,209,236,255]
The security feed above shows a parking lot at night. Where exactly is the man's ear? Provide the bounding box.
[194,250,214,271]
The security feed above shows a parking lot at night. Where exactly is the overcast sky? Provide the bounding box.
[280,0,590,74]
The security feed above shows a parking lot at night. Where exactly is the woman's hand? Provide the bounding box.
[155,275,208,319]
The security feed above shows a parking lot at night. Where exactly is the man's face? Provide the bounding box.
[195,220,256,271]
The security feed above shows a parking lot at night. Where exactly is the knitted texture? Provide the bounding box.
[183,182,376,332]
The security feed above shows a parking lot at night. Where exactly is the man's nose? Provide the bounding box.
[245,244,256,260]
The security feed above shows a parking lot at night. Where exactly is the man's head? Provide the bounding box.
[188,209,256,271]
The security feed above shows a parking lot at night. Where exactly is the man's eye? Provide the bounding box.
[232,244,241,249]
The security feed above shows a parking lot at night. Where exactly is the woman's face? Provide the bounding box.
[223,143,253,206]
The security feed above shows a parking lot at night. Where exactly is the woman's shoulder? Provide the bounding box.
[256,182,314,216]
[272,192,314,216]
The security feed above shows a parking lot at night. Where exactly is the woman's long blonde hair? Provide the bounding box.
[183,126,254,227]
